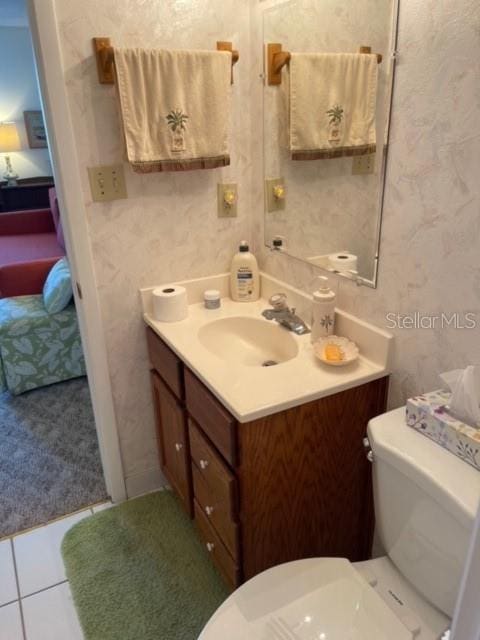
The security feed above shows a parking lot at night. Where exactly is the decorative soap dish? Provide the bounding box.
[313,335,359,367]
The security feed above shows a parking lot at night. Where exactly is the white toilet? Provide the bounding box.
[199,407,480,640]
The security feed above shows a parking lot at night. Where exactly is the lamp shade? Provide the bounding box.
[0,122,21,153]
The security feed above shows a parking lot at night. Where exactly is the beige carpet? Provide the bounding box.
[0,377,107,538]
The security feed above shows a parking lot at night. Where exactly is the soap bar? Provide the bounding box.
[324,343,344,362]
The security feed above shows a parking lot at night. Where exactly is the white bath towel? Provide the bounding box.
[114,48,232,172]
[289,53,378,160]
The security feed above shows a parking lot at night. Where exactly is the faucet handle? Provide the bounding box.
[269,293,288,310]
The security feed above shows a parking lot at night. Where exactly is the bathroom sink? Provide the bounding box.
[143,272,393,420]
[198,316,298,367]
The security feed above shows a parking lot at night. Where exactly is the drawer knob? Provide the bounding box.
[199,459,209,470]
[175,443,183,452]
[205,505,214,516]
[206,542,215,553]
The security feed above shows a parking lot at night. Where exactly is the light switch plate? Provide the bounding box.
[266,177,286,212]
[217,183,238,218]
[87,164,128,202]
[352,154,375,175]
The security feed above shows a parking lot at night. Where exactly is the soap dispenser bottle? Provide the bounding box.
[311,276,336,342]
[230,241,260,302]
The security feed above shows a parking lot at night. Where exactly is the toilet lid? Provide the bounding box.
[199,558,413,640]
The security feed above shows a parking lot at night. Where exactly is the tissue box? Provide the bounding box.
[406,390,480,472]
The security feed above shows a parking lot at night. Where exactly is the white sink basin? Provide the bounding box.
[198,316,298,367]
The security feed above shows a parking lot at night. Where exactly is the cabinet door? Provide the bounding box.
[151,371,192,517]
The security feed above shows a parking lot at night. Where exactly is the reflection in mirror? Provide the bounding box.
[263,0,399,287]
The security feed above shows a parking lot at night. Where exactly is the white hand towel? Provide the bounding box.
[114,48,232,172]
[289,53,378,160]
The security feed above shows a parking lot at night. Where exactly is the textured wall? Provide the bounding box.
[0,27,52,179]
[263,0,394,280]
[55,0,252,495]
[256,0,480,408]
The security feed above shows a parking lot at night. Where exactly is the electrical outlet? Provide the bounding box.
[87,164,127,202]
[352,154,375,175]
[266,178,286,212]
[217,183,238,218]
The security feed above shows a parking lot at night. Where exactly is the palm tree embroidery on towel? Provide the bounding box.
[166,109,189,152]
[326,105,344,146]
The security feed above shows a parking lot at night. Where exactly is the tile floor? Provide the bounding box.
[0,502,112,640]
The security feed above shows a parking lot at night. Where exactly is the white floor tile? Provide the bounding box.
[23,582,83,640]
[0,541,17,606]
[0,602,23,640]
[92,501,113,513]
[14,511,91,597]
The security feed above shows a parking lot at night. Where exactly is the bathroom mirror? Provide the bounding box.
[263,0,399,287]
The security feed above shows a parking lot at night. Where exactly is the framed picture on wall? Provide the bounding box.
[23,110,47,149]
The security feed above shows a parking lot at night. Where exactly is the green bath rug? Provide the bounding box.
[62,490,229,640]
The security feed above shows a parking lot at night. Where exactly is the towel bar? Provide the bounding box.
[267,43,382,86]
[93,38,240,85]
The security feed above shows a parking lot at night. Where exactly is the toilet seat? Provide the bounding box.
[199,558,415,640]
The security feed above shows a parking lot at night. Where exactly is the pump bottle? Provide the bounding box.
[311,276,336,342]
[230,241,260,302]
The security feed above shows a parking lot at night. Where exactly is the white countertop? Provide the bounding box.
[142,274,393,422]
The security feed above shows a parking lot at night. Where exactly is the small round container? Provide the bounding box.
[204,289,221,310]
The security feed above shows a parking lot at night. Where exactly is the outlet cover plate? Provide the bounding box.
[352,154,375,175]
[266,177,286,212]
[87,164,128,202]
[217,183,238,218]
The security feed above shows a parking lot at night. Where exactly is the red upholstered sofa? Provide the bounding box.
[0,188,65,298]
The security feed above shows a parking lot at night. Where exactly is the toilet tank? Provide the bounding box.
[368,407,480,618]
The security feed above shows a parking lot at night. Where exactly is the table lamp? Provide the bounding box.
[0,122,21,186]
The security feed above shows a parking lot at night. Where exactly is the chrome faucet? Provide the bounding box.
[262,293,310,335]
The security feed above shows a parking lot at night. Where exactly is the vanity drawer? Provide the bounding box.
[189,420,237,513]
[194,500,240,589]
[185,368,237,466]
[146,327,184,401]
[192,457,239,560]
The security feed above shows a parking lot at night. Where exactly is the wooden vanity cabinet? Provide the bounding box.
[146,326,388,589]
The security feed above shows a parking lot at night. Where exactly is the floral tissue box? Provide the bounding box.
[406,390,480,472]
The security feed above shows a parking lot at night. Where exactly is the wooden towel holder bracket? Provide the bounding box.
[267,43,383,86]
[93,37,240,85]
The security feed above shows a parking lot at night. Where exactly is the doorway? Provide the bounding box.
[0,0,117,538]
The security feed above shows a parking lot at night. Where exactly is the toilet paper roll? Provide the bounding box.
[152,285,188,322]
[328,253,358,273]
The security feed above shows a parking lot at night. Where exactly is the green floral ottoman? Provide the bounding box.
[0,295,86,395]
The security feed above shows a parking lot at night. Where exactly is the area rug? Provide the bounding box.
[0,377,107,538]
[62,490,228,640]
